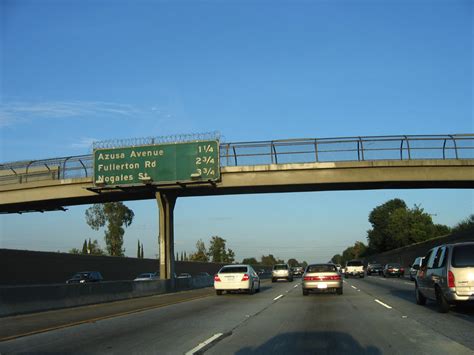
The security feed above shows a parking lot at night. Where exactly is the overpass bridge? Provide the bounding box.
[2,134,473,278]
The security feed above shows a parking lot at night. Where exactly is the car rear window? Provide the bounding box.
[220,266,248,273]
[306,264,337,273]
[347,261,363,266]
[387,263,401,268]
[371,264,382,268]
[452,245,474,267]
[273,264,288,270]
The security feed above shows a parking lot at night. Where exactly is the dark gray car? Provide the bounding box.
[66,271,103,284]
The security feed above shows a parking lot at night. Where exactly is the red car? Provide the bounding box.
[383,263,404,277]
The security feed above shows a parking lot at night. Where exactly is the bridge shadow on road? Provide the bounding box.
[235,331,381,355]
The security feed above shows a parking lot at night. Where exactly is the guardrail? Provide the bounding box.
[1,134,473,185]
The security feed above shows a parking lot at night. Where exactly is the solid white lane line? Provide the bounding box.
[375,299,393,309]
[185,333,223,355]
[351,285,357,290]
[273,294,284,301]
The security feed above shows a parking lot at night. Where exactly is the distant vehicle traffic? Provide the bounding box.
[409,257,424,281]
[214,264,260,295]
[344,260,364,278]
[292,266,304,278]
[383,263,404,278]
[416,242,474,313]
[302,263,343,296]
[366,263,383,276]
[272,264,293,282]
[196,272,210,277]
[133,272,158,281]
[66,271,103,284]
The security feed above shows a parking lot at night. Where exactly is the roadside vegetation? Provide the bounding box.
[331,198,474,265]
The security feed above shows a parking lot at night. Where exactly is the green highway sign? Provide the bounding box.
[93,140,220,186]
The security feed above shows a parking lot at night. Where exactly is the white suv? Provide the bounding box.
[272,264,293,282]
[344,260,365,278]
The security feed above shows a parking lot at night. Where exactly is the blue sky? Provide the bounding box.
[0,0,472,263]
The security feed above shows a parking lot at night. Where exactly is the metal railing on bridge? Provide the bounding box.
[1,134,473,186]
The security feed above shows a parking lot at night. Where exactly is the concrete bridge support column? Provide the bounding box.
[156,191,177,280]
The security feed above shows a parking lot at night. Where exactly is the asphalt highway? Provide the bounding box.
[1,277,473,354]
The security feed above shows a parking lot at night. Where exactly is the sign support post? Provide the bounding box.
[156,191,177,280]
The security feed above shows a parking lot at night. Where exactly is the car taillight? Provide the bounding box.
[214,275,221,282]
[304,275,341,281]
[241,274,249,281]
[388,268,393,272]
[448,271,455,288]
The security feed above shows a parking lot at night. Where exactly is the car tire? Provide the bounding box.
[435,287,450,313]
[256,282,260,293]
[383,274,386,278]
[415,283,426,305]
[360,275,364,278]
[271,278,275,283]
[216,290,223,296]
[303,289,309,296]
[337,288,343,295]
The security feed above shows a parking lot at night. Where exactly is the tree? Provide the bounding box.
[82,239,88,254]
[242,257,258,265]
[141,243,144,259]
[225,248,235,263]
[287,258,299,267]
[85,202,134,256]
[260,254,284,266]
[189,239,209,262]
[452,214,474,233]
[207,236,234,263]
[340,241,368,265]
[88,239,105,255]
[367,198,407,253]
[331,254,342,265]
[137,240,141,258]
[70,239,104,255]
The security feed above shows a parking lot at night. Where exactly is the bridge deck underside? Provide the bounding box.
[1,160,473,213]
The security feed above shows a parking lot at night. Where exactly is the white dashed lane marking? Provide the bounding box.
[185,333,224,355]
[374,299,393,309]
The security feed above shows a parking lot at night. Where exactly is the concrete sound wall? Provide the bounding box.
[0,248,226,285]
[363,228,474,270]
[0,276,213,317]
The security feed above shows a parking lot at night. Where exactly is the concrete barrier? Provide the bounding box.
[0,276,213,317]
[363,228,474,273]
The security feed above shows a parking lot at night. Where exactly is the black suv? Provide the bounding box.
[66,271,103,284]
[367,263,383,276]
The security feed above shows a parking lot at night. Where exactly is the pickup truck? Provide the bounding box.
[344,260,365,278]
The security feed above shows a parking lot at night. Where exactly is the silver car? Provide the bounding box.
[272,264,293,282]
[302,263,343,296]
[416,242,474,313]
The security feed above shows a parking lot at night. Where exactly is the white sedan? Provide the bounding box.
[214,264,260,295]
